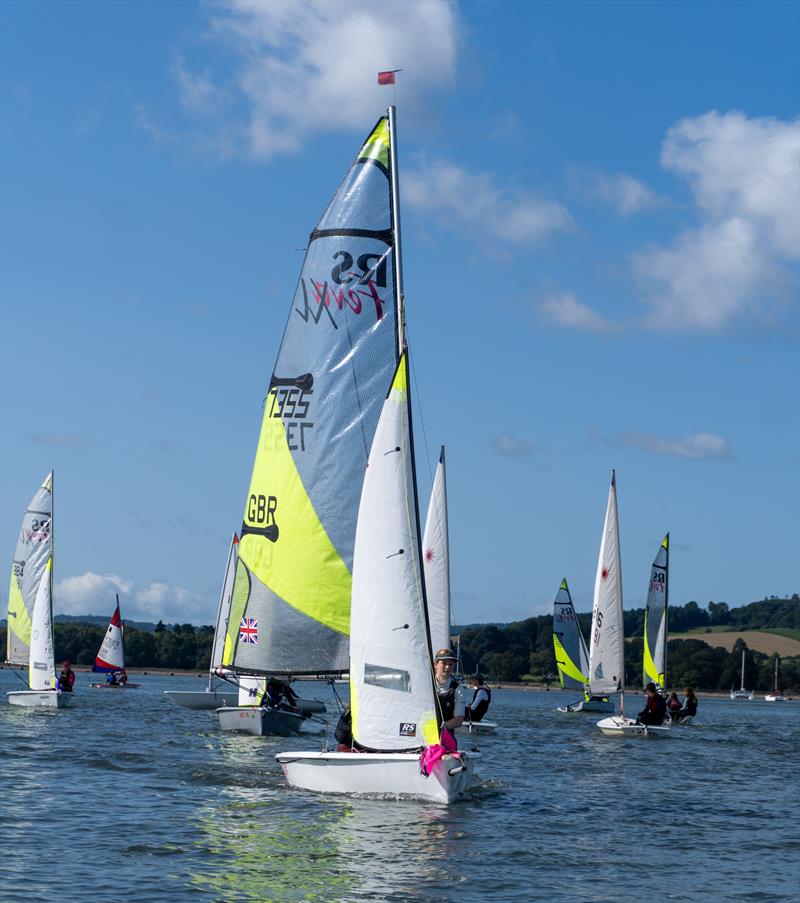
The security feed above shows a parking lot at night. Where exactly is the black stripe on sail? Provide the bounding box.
[270,373,314,391]
[308,227,393,245]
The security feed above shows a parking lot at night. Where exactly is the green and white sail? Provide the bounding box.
[349,355,440,751]
[588,471,625,697]
[29,557,56,690]
[552,578,590,691]
[422,446,451,653]
[223,118,399,676]
[643,533,669,690]
[6,472,53,667]
[210,533,238,676]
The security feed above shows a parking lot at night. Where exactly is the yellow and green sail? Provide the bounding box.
[643,533,669,689]
[6,472,53,666]
[223,118,398,675]
[552,578,590,690]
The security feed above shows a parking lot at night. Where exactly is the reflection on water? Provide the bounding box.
[1,672,799,902]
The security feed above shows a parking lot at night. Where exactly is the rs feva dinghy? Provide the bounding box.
[591,473,669,738]
[6,473,72,709]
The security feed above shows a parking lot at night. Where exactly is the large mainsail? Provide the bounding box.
[223,118,399,676]
[422,446,451,653]
[349,355,440,751]
[588,471,625,698]
[643,533,669,690]
[552,578,590,690]
[6,472,53,666]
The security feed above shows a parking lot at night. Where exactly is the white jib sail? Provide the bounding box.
[422,447,451,653]
[349,356,440,751]
[238,674,266,706]
[588,471,625,696]
[211,533,239,675]
[29,557,56,691]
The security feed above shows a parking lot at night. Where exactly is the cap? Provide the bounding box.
[434,648,457,663]
[645,682,656,692]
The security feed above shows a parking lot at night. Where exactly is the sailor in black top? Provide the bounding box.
[433,648,467,731]
[465,673,492,722]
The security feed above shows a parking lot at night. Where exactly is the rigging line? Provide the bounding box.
[9,667,30,688]
[405,328,433,486]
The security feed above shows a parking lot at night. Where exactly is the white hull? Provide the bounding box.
[7,689,73,709]
[90,682,140,689]
[277,750,480,803]
[164,689,239,709]
[456,719,497,735]
[597,715,670,738]
[764,694,787,702]
[217,706,305,736]
[730,690,753,700]
[558,698,615,714]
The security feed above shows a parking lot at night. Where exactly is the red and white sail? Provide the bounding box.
[93,601,125,672]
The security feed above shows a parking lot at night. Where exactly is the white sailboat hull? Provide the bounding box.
[164,689,239,709]
[557,698,615,714]
[456,719,497,736]
[730,690,753,700]
[276,750,481,803]
[764,694,786,702]
[217,706,305,736]
[7,689,73,709]
[597,715,670,738]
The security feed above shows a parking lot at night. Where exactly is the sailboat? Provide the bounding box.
[593,472,668,737]
[553,578,613,714]
[730,649,753,700]
[277,108,480,803]
[643,533,669,691]
[422,446,496,735]
[164,532,240,709]
[765,657,786,702]
[6,472,71,708]
[215,109,400,736]
[90,596,140,688]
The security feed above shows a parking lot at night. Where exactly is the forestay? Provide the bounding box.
[588,471,625,696]
[422,447,450,653]
[349,356,440,751]
[29,557,56,691]
[6,472,53,666]
[224,117,399,676]
[552,578,590,690]
[643,533,669,690]
[93,603,125,673]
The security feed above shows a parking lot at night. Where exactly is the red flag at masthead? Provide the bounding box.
[378,70,401,85]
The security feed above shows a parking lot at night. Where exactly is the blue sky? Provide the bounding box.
[1,0,798,626]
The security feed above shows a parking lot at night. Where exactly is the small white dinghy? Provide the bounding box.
[730,649,753,700]
[589,473,670,738]
[765,657,787,702]
[89,597,140,688]
[166,532,240,710]
[6,473,72,709]
[216,675,324,736]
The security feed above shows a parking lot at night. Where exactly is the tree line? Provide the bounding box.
[457,595,800,690]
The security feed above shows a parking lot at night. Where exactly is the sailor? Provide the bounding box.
[677,687,698,720]
[433,648,467,732]
[465,673,492,723]
[636,682,667,725]
[261,677,299,711]
[106,671,119,686]
[58,660,75,693]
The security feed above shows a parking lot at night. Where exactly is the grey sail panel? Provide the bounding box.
[643,534,669,688]
[552,579,589,690]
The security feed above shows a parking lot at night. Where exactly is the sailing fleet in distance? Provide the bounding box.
[3,107,791,803]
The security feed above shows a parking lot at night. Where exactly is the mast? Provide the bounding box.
[613,470,625,718]
[741,648,746,691]
[664,531,669,690]
[388,105,405,355]
[118,593,124,672]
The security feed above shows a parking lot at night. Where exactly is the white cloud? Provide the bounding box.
[173,0,459,159]
[55,571,207,622]
[634,111,799,331]
[495,434,536,456]
[620,431,732,460]
[25,432,95,449]
[574,169,664,215]
[405,159,573,245]
[539,292,615,333]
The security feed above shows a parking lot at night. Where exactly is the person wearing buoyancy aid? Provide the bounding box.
[465,673,492,722]
[636,682,667,725]
[433,648,467,732]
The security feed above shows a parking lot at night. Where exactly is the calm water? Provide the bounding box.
[1,671,798,902]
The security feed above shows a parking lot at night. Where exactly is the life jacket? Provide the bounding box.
[334,708,353,746]
[59,670,75,691]
[438,679,460,722]
[468,686,491,722]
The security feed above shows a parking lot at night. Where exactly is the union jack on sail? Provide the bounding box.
[239,617,259,644]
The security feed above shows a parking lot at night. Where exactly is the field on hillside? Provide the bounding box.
[672,630,800,657]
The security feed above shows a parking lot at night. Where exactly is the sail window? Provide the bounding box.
[363,663,411,692]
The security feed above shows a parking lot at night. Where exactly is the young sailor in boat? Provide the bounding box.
[433,648,467,732]
[465,673,492,723]
[260,677,299,711]
[635,682,667,725]
[58,660,75,693]
[676,687,698,721]
[106,671,119,686]
[667,692,682,720]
